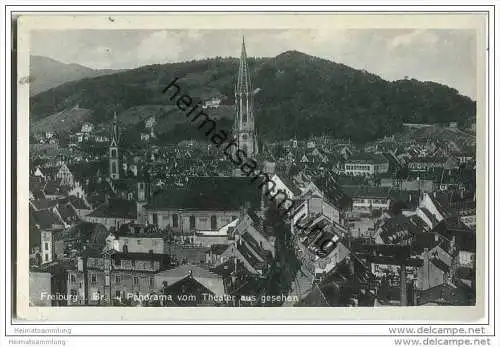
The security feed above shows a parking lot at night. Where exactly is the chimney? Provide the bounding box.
[422,248,430,290]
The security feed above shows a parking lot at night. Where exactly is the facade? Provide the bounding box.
[40,229,65,264]
[56,163,74,187]
[344,153,389,176]
[83,198,137,230]
[66,251,171,306]
[146,209,239,233]
[111,225,168,254]
[144,177,261,235]
[342,186,392,215]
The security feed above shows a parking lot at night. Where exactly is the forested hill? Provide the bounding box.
[29,55,119,96]
[29,50,476,143]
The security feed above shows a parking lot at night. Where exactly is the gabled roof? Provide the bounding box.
[30,208,65,230]
[312,176,351,209]
[207,244,230,255]
[57,203,79,222]
[67,222,108,246]
[87,198,137,219]
[432,219,476,253]
[147,177,261,211]
[378,214,422,244]
[342,185,392,199]
[345,152,389,164]
[212,257,252,277]
[30,199,59,211]
[68,195,90,210]
[236,241,266,270]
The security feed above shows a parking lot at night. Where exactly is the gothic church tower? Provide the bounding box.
[233,37,258,159]
[109,111,120,180]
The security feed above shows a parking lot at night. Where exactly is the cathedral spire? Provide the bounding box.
[232,36,258,171]
[236,36,252,96]
[110,111,119,147]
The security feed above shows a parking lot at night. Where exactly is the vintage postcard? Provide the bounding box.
[15,12,487,322]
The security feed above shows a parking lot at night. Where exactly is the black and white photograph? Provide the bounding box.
[24,22,481,311]
[4,11,494,343]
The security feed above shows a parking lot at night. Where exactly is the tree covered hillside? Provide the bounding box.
[30,51,476,143]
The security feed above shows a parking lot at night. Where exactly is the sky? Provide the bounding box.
[30,29,477,99]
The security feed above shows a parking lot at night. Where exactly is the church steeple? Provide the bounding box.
[233,36,258,164]
[110,111,119,147]
[109,111,120,180]
[236,36,251,96]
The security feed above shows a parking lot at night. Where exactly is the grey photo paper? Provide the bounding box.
[15,12,486,322]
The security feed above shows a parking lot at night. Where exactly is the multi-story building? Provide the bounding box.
[342,186,392,216]
[66,249,172,306]
[144,177,261,236]
[344,153,389,176]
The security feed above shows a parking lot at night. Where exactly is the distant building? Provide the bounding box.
[344,153,389,176]
[342,186,392,216]
[81,123,94,133]
[83,198,137,230]
[109,112,120,180]
[202,96,222,110]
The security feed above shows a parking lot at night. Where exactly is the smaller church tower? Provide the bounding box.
[136,171,150,225]
[109,111,120,180]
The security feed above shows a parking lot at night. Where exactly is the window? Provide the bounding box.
[115,275,121,284]
[133,276,139,285]
[149,277,154,287]
[44,254,48,262]
[139,183,144,189]
[211,215,217,230]
[242,111,247,123]
[69,274,76,283]
[152,213,158,225]
[115,258,121,266]
[112,162,117,174]
[189,216,196,229]
[115,290,121,299]
[91,274,97,284]
[111,149,117,158]
[172,214,179,228]
[44,242,49,251]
